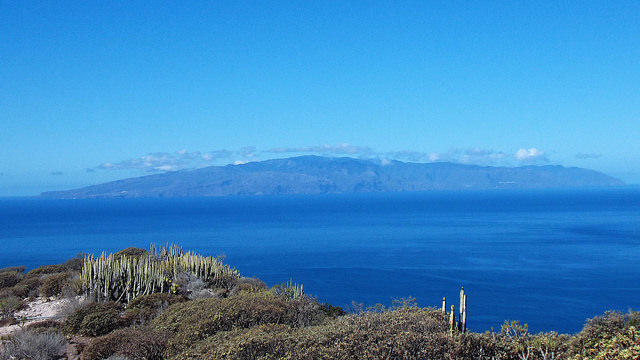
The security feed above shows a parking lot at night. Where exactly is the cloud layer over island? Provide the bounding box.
[93,144,560,174]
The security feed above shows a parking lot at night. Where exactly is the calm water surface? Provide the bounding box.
[1,188,639,333]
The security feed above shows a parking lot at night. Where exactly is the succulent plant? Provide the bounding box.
[81,244,240,304]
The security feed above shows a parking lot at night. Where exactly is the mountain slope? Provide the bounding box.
[40,156,625,198]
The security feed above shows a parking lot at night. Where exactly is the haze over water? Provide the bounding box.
[2,187,639,333]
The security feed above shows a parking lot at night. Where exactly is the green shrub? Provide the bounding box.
[175,306,452,359]
[64,301,123,337]
[531,332,570,360]
[0,295,25,319]
[80,327,126,359]
[122,293,187,325]
[0,271,22,289]
[567,310,639,359]
[127,292,187,310]
[40,272,72,297]
[629,310,640,327]
[79,309,122,337]
[319,302,346,319]
[26,264,67,276]
[452,329,571,360]
[175,324,295,360]
[151,291,323,356]
[6,275,42,299]
[119,307,155,328]
[569,325,640,360]
[81,327,169,360]
[1,329,67,360]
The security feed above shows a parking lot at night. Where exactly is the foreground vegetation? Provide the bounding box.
[1,245,638,359]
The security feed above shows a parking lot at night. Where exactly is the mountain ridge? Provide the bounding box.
[40,156,625,198]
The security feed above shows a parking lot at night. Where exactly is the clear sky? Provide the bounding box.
[1,1,639,196]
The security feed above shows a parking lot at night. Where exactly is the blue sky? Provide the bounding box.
[1,1,639,195]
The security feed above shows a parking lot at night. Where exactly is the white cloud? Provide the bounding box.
[268,143,373,157]
[390,148,508,165]
[388,150,433,163]
[96,148,262,172]
[515,148,548,164]
[96,144,556,174]
[98,152,193,172]
[460,148,508,164]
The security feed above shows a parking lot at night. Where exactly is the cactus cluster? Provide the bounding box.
[271,278,305,299]
[80,244,240,303]
[443,286,468,334]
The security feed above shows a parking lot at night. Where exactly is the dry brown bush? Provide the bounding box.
[81,327,168,360]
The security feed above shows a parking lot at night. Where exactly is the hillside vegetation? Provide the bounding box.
[1,245,638,359]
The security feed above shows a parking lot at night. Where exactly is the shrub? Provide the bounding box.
[530,332,570,360]
[7,275,42,298]
[25,319,63,333]
[175,306,453,359]
[81,327,169,360]
[175,324,295,360]
[173,272,212,299]
[127,292,187,310]
[63,256,84,271]
[452,329,571,360]
[79,328,125,359]
[0,271,21,289]
[567,310,639,359]
[64,301,123,337]
[40,272,72,297]
[79,309,122,337]
[1,329,67,360]
[319,302,346,319]
[229,277,267,296]
[122,293,187,325]
[0,266,26,274]
[151,291,323,356]
[629,310,640,327]
[26,264,67,276]
[0,316,17,327]
[114,247,147,258]
[0,295,24,319]
[570,325,640,360]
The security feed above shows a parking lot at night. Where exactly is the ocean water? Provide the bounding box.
[1,188,639,333]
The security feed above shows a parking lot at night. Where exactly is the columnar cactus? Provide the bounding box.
[80,244,240,304]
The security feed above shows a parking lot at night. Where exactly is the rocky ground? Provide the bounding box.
[0,296,81,337]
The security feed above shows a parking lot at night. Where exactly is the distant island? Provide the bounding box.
[40,156,624,198]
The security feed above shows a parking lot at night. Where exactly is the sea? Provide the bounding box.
[1,187,639,334]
